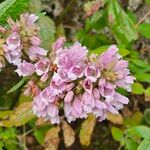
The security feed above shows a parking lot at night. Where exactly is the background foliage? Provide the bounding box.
[0,0,150,149]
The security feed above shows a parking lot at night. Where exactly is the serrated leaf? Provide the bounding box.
[126,126,150,139]
[0,0,29,25]
[138,23,150,39]
[106,112,123,125]
[107,0,138,45]
[138,139,150,150]
[44,126,60,150]
[0,102,35,127]
[79,115,96,146]
[131,83,144,94]
[7,77,27,94]
[38,16,55,50]
[62,120,75,147]
[111,127,124,142]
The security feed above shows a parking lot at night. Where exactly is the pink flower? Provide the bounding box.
[57,42,88,70]
[5,50,21,65]
[85,65,100,82]
[24,81,40,96]
[50,73,65,94]
[40,87,56,104]
[30,36,41,46]
[93,88,100,99]
[64,91,74,102]
[68,65,84,80]
[33,94,60,124]
[15,60,35,77]
[6,32,20,47]
[57,69,68,81]
[33,94,48,117]
[65,83,75,91]
[28,46,47,61]
[98,78,115,97]
[82,78,93,92]
[21,13,38,26]
[82,92,95,113]
[40,73,49,82]
[98,45,118,69]
[4,33,22,65]
[35,58,50,76]
[52,37,66,52]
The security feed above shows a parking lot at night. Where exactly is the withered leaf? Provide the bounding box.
[62,120,75,147]
[106,112,123,125]
[44,126,60,150]
[79,115,96,146]
[0,102,35,127]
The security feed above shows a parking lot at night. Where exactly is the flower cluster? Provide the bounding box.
[32,38,134,124]
[3,13,47,75]
[3,13,135,124]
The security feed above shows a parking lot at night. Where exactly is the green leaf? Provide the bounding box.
[37,16,55,50]
[107,0,138,46]
[0,141,4,150]
[86,10,107,31]
[138,23,150,39]
[79,115,96,146]
[138,139,150,150]
[135,73,150,83]
[126,126,150,139]
[143,108,150,125]
[0,0,29,25]
[7,77,27,94]
[131,83,145,94]
[119,48,130,57]
[34,126,50,144]
[0,111,12,119]
[0,102,35,127]
[111,127,124,142]
[131,59,150,69]
[18,92,32,104]
[146,0,150,5]
[125,138,138,150]
[0,128,17,140]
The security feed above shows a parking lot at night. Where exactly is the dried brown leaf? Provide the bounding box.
[0,102,35,127]
[106,112,123,125]
[44,126,60,150]
[36,118,51,127]
[79,115,96,146]
[62,120,75,147]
